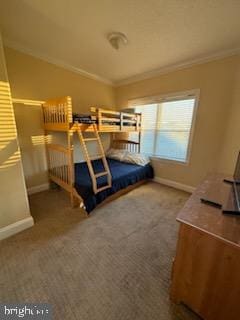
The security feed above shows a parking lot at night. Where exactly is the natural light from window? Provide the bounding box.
[0,81,21,170]
[134,97,196,163]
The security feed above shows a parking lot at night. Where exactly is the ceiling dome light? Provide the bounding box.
[107,32,128,50]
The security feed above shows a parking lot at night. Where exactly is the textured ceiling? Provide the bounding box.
[0,0,240,84]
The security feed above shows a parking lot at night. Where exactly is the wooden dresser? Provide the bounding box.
[170,173,240,320]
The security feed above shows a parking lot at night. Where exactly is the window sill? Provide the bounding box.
[150,156,190,166]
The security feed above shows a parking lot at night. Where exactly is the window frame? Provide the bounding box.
[128,89,200,165]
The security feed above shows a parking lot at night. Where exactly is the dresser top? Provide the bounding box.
[177,173,240,248]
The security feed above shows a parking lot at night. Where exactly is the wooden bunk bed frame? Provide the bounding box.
[42,96,142,211]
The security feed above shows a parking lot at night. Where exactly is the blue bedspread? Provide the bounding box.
[74,158,154,213]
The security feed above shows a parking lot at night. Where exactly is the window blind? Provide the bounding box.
[135,97,196,162]
[137,104,158,155]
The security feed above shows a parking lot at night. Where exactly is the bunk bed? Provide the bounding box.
[42,96,153,213]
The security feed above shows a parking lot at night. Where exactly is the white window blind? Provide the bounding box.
[135,96,196,162]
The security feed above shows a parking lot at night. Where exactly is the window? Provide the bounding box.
[132,91,198,163]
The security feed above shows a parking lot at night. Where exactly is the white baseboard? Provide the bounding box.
[0,216,34,241]
[153,176,196,193]
[27,183,49,195]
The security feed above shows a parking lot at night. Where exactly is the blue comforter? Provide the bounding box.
[74,158,154,213]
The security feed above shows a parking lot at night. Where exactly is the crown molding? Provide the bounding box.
[115,47,240,86]
[3,37,240,88]
[3,38,114,86]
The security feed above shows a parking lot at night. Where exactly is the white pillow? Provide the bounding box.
[122,152,150,166]
[106,148,127,161]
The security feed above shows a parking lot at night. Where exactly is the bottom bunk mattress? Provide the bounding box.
[74,158,154,213]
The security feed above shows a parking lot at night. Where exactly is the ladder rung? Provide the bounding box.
[77,122,112,195]
[96,185,111,193]
[90,155,104,161]
[83,138,98,141]
[95,171,108,178]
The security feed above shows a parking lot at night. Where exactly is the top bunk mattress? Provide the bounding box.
[72,113,136,127]
[74,158,154,213]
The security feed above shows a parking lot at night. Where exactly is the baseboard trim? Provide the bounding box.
[0,216,34,241]
[153,176,196,193]
[27,183,49,195]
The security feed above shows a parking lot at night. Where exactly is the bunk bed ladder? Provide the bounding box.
[76,124,112,194]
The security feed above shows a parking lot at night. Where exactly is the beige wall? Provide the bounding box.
[13,103,49,189]
[4,47,115,189]
[0,35,31,229]
[218,58,240,174]
[4,45,240,191]
[116,55,240,187]
[4,47,115,112]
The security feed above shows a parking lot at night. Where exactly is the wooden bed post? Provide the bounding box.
[138,131,141,153]
[97,108,101,131]
[44,129,51,185]
[120,113,123,131]
[67,130,74,207]
[138,113,142,153]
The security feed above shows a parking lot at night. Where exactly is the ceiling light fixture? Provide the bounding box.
[107,32,128,50]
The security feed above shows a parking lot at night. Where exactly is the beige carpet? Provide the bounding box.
[0,182,200,320]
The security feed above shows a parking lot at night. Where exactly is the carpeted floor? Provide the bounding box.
[0,182,200,320]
